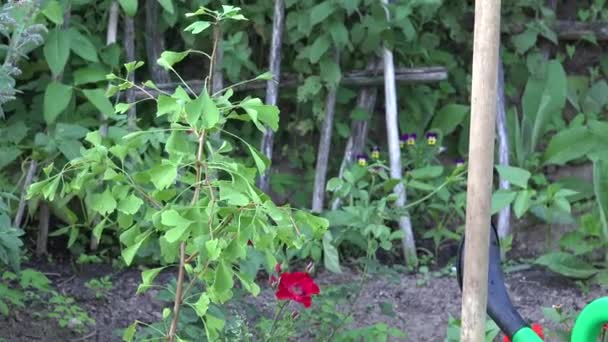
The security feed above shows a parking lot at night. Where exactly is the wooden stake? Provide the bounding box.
[460,0,502,341]
[496,53,511,239]
[331,59,378,211]
[13,160,37,228]
[258,0,285,194]
[124,14,137,131]
[311,50,340,213]
[380,0,418,267]
[145,0,170,84]
[36,201,49,257]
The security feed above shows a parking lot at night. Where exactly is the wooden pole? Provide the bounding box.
[381,0,418,267]
[311,49,340,213]
[258,0,285,194]
[460,0,502,341]
[495,52,511,239]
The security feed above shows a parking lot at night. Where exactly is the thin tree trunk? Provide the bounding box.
[145,0,170,84]
[13,160,37,228]
[36,201,49,257]
[311,51,340,213]
[380,0,418,267]
[92,1,119,251]
[331,59,379,211]
[258,0,285,194]
[496,52,511,239]
[124,14,137,131]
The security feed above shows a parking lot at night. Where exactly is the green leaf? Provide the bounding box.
[245,143,268,176]
[214,261,234,293]
[85,130,102,146]
[161,209,193,227]
[122,322,137,342]
[157,95,180,117]
[535,252,599,279]
[42,1,64,25]
[308,35,330,64]
[495,165,531,188]
[240,98,279,132]
[185,21,211,34]
[166,129,193,156]
[513,190,533,218]
[74,65,109,85]
[522,60,567,153]
[92,218,107,241]
[320,56,341,87]
[43,81,73,124]
[201,88,220,129]
[310,2,334,27]
[67,227,79,248]
[157,0,175,14]
[491,190,517,215]
[410,166,444,179]
[205,239,221,261]
[121,231,151,265]
[124,61,145,73]
[118,0,138,16]
[43,28,71,76]
[82,88,115,118]
[157,51,189,70]
[118,194,143,215]
[430,104,469,135]
[69,28,99,62]
[90,189,117,215]
[322,231,342,273]
[149,163,177,190]
[543,126,597,165]
[511,28,538,54]
[136,267,166,294]
[0,147,21,169]
[219,183,249,206]
[193,292,210,317]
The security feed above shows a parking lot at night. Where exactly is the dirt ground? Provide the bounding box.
[0,261,605,342]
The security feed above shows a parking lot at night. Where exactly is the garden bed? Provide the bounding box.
[1,261,604,341]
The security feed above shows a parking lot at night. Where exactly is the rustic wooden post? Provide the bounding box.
[380,0,418,267]
[496,53,511,239]
[460,0,502,341]
[13,160,37,228]
[258,0,285,194]
[124,13,137,131]
[331,59,378,211]
[311,49,340,213]
[145,0,170,84]
[99,1,119,138]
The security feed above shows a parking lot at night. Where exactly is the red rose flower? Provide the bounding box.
[603,323,608,330]
[503,323,544,342]
[275,272,320,308]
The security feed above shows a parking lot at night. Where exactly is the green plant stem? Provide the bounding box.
[265,301,289,342]
[402,171,467,211]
